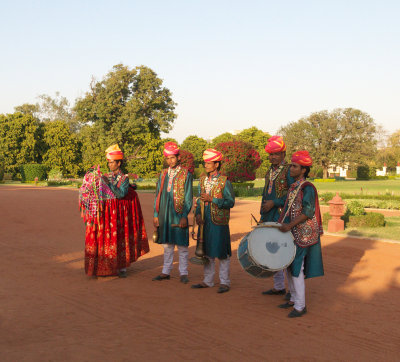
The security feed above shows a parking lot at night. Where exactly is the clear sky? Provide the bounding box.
[1,0,399,142]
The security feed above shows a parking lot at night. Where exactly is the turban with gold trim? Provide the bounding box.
[105,144,124,160]
[163,142,180,157]
[203,148,223,162]
[265,136,286,154]
[291,150,313,166]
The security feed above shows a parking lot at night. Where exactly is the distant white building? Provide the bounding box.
[376,163,387,176]
[396,162,400,175]
[327,164,349,178]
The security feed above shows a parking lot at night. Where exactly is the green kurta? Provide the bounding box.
[153,169,193,246]
[107,170,130,199]
[196,175,235,259]
[260,165,295,222]
[281,184,324,279]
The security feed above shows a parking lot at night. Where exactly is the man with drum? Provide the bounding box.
[260,136,294,299]
[191,149,235,293]
[278,150,324,317]
[152,142,193,284]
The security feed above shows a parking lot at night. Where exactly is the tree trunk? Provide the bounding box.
[323,167,328,179]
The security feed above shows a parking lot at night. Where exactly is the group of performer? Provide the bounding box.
[79,136,324,318]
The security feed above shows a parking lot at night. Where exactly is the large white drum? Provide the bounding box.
[237,222,296,278]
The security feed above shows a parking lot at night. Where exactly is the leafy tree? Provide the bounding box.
[237,126,271,178]
[0,112,44,176]
[181,135,208,167]
[75,64,177,175]
[42,120,81,177]
[211,132,235,146]
[215,140,261,182]
[280,108,377,178]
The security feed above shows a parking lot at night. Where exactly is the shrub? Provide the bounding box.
[232,182,254,188]
[348,212,385,227]
[313,178,336,182]
[47,180,72,186]
[347,201,365,216]
[0,159,4,181]
[193,164,206,179]
[215,140,262,182]
[20,164,47,181]
[233,186,263,197]
[48,167,63,180]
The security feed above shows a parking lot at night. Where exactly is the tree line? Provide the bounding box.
[0,63,398,181]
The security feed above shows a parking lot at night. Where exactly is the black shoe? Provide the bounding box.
[191,283,208,289]
[262,288,286,295]
[180,275,189,284]
[217,285,230,294]
[278,302,294,309]
[288,307,307,318]
[118,270,127,278]
[284,292,291,301]
[152,274,170,281]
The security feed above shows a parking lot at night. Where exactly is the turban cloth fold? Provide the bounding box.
[105,144,124,160]
[291,150,313,166]
[203,148,223,162]
[265,136,286,154]
[163,142,180,157]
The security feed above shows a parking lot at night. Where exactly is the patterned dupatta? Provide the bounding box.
[267,161,286,195]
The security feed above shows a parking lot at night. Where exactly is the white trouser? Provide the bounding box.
[286,259,305,311]
[203,257,230,287]
[161,244,189,276]
[273,269,286,290]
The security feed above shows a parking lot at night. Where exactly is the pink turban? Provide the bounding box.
[265,136,286,154]
[291,150,313,166]
[105,144,124,160]
[203,148,223,162]
[163,142,180,157]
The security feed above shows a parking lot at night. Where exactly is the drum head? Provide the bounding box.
[248,222,295,271]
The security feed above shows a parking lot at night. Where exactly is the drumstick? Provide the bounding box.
[251,223,282,229]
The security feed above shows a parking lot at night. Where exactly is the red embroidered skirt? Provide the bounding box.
[84,188,149,276]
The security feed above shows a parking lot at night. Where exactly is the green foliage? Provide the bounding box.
[42,120,81,177]
[75,64,177,175]
[280,108,377,178]
[0,112,45,176]
[0,157,4,181]
[232,182,254,188]
[347,201,365,216]
[348,213,385,227]
[20,164,47,181]
[233,186,263,197]
[211,132,235,146]
[313,178,336,182]
[193,164,205,179]
[181,135,208,167]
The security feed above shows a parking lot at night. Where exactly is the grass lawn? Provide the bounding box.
[334,216,400,241]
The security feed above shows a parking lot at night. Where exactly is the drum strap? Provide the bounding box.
[278,179,306,223]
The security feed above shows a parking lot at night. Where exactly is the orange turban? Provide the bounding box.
[291,150,312,166]
[105,144,124,160]
[163,142,180,157]
[265,136,286,154]
[203,148,223,162]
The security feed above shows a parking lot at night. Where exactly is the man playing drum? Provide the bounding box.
[278,151,324,317]
[260,136,294,299]
[153,142,193,284]
[191,149,235,293]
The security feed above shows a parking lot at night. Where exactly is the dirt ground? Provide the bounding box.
[0,185,399,361]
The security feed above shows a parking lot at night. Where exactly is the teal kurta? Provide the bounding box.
[260,165,295,222]
[196,175,235,259]
[153,169,193,246]
[281,184,324,279]
[107,170,130,199]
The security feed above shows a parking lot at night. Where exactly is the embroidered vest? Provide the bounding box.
[265,163,290,199]
[290,183,323,248]
[200,175,230,225]
[156,167,188,214]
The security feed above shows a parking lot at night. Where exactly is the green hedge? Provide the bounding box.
[233,186,263,197]
[232,182,255,188]
[47,180,72,186]
[0,160,4,181]
[20,164,47,181]
[348,212,385,227]
[313,178,336,182]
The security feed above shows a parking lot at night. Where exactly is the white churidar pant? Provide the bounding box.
[286,258,305,311]
[273,269,286,290]
[203,257,230,287]
[161,243,189,276]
